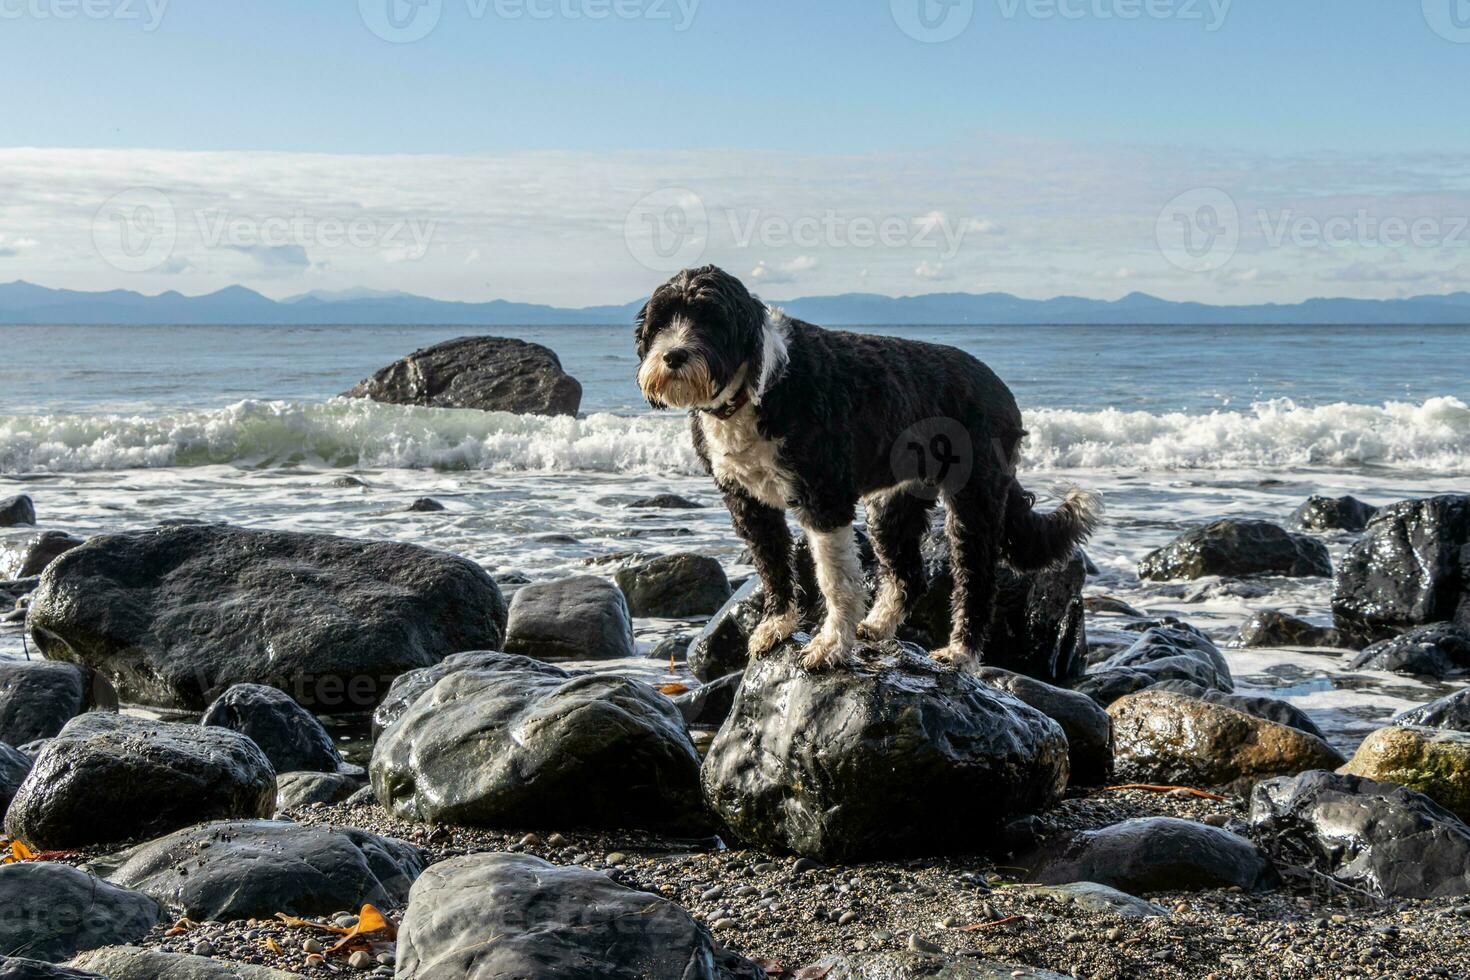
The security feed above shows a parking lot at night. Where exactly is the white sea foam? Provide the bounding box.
[1,396,1467,475]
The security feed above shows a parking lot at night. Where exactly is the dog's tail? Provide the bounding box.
[1000,481,1102,571]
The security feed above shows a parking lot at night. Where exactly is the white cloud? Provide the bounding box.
[914,260,950,281]
[750,255,819,285]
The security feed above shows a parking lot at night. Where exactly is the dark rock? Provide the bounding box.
[493,570,531,586]
[976,666,1112,785]
[200,683,344,774]
[0,495,35,528]
[673,672,742,728]
[370,651,531,739]
[503,575,634,661]
[405,497,446,512]
[1290,494,1378,532]
[628,494,703,509]
[687,579,764,683]
[702,641,1068,862]
[92,819,423,921]
[1084,594,1146,617]
[26,524,506,714]
[0,741,32,813]
[5,713,276,850]
[1024,816,1279,893]
[1249,769,1470,898]
[0,576,39,607]
[1234,610,1346,649]
[0,530,83,580]
[0,958,106,980]
[1332,494,1470,642]
[1108,690,1344,787]
[1346,623,1470,678]
[275,770,364,810]
[648,633,692,662]
[330,475,368,488]
[1394,688,1470,732]
[615,554,731,618]
[395,852,762,980]
[1138,519,1331,580]
[0,659,112,745]
[371,652,705,831]
[1074,625,1233,706]
[343,335,582,417]
[808,954,1068,979]
[1146,681,1327,739]
[0,863,161,962]
[69,949,296,979]
[912,531,1088,684]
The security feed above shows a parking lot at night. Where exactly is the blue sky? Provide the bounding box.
[2,0,1469,304]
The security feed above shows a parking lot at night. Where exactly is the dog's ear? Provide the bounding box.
[634,300,651,359]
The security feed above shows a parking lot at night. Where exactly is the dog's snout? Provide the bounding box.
[663,349,690,370]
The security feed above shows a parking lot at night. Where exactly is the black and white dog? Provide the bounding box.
[636,266,1099,671]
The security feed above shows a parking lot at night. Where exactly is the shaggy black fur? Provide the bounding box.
[636,266,1097,660]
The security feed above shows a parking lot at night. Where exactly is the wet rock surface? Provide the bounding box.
[0,958,106,980]
[25,524,507,713]
[1345,622,1470,677]
[1289,494,1378,532]
[273,770,364,810]
[0,659,110,745]
[1233,610,1346,649]
[0,529,83,580]
[0,739,32,812]
[70,947,298,979]
[1024,817,1279,894]
[1393,687,1470,731]
[976,666,1113,786]
[0,495,35,528]
[200,683,345,774]
[371,652,705,831]
[342,335,582,416]
[615,553,732,618]
[702,641,1068,862]
[5,713,276,850]
[0,863,162,963]
[1339,724,1470,822]
[1137,520,1331,581]
[1075,626,1233,706]
[1146,681,1328,740]
[502,574,635,660]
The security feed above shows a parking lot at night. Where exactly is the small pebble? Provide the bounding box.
[908,934,942,954]
[303,938,324,954]
[349,950,374,970]
[191,940,215,957]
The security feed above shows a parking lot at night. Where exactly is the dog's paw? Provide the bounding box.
[930,644,979,672]
[749,611,798,659]
[800,632,854,671]
[855,620,896,644]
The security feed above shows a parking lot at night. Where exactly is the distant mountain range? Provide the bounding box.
[4,280,1470,326]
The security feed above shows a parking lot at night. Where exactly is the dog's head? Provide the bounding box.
[635,265,767,410]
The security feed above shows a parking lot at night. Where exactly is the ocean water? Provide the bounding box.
[3,322,1469,751]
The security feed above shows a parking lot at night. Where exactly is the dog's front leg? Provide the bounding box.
[800,522,866,670]
[723,489,798,658]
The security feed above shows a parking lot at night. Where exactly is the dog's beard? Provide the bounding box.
[637,353,717,409]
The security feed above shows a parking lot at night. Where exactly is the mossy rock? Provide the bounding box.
[1341,725,1470,822]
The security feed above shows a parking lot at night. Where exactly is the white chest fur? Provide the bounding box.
[699,407,792,510]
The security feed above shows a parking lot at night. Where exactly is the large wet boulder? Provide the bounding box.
[1023,817,1279,893]
[614,554,731,618]
[92,819,423,921]
[912,532,1087,684]
[200,683,344,774]
[0,530,82,580]
[807,954,1067,979]
[0,741,32,813]
[502,575,635,661]
[1233,610,1346,649]
[1249,769,1470,898]
[371,652,705,830]
[1339,725,1470,822]
[371,651,516,739]
[672,672,742,729]
[70,949,297,979]
[5,713,276,850]
[687,579,765,682]
[0,495,35,528]
[1346,623,1470,678]
[1108,690,1344,788]
[976,666,1112,786]
[1332,494,1470,642]
[1289,494,1378,533]
[702,641,1068,862]
[396,853,762,980]
[1394,688,1470,732]
[343,335,581,416]
[1138,520,1331,581]
[0,659,111,745]
[0,863,162,963]
[25,524,506,714]
[1147,680,1327,740]
[1074,625,1233,706]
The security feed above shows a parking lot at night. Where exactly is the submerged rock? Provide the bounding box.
[371,652,705,831]
[1346,623,1470,678]
[1332,494,1470,642]
[0,530,82,580]
[92,819,423,921]
[976,666,1113,786]
[0,659,112,745]
[628,493,703,509]
[0,863,161,963]
[5,713,276,850]
[1249,770,1470,898]
[1138,520,1331,581]
[615,554,732,618]
[1108,690,1343,788]
[1289,494,1378,532]
[343,335,582,416]
[702,641,1068,862]
[502,575,635,660]
[200,683,344,774]
[1233,610,1346,649]
[1393,688,1470,732]
[25,523,507,714]
[1075,625,1233,706]
[0,495,35,528]
[1023,817,1279,893]
[395,853,763,980]
[1339,725,1470,822]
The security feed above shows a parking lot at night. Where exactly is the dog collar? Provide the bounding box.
[701,386,751,421]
